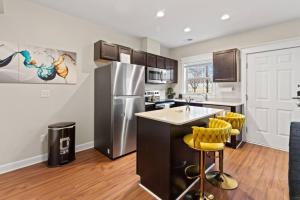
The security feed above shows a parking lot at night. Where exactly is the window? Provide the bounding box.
[184,62,213,94]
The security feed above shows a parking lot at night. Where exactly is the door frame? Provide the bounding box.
[241,37,300,150]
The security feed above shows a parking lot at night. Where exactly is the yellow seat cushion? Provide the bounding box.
[217,112,245,134]
[231,129,240,136]
[183,134,225,151]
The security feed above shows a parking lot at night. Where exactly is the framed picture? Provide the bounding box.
[0,41,19,83]
[0,41,77,84]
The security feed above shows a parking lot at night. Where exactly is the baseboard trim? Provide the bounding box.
[0,141,94,175]
[139,183,162,200]
[244,139,288,152]
[75,141,94,152]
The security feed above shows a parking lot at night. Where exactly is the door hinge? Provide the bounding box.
[246,127,248,133]
[246,94,248,101]
[246,62,248,69]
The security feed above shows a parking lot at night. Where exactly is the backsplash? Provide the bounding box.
[178,82,241,102]
[145,84,174,100]
[213,82,241,99]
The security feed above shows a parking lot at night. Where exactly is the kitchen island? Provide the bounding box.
[135,106,223,200]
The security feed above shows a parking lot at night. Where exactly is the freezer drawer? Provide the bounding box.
[112,96,145,158]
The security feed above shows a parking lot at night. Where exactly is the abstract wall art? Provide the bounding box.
[0,41,19,83]
[0,41,77,84]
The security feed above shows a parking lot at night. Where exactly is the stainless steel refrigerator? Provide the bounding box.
[94,61,145,159]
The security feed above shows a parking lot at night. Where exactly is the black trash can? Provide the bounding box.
[48,122,76,167]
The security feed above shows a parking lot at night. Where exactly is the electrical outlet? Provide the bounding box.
[40,89,50,98]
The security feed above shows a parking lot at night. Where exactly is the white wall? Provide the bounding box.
[160,45,171,58]
[171,18,300,98]
[0,0,142,165]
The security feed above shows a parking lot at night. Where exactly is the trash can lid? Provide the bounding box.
[48,122,75,129]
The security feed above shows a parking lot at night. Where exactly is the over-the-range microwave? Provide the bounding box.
[146,67,167,84]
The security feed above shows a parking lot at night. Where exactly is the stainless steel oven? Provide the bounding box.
[146,67,167,84]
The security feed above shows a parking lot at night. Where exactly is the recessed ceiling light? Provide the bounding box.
[221,14,230,21]
[156,10,165,18]
[184,27,191,33]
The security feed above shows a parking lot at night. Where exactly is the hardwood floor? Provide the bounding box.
[0,143,288,200]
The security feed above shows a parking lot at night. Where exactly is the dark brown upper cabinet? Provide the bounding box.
[156,56,165,69]
[132,50,147,66]
[213,48,240,82]
[165,58,178,83]
[94,40,118,61]
[146,53,157,68]
[118,45,132,61]
[94,40,179,84]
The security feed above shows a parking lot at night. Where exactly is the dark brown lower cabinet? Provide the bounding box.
[137,117,215,200]
[145,104,155,111]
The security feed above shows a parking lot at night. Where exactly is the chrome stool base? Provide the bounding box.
[184,190,214,200]
[206,171,238,190]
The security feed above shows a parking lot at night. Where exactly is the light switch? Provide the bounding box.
[41,89,50,98]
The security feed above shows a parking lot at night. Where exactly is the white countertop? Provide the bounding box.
[135,106,223,125]
[173,99,243,107]
[145,102,155,106]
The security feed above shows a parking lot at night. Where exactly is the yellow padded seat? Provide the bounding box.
[217,112,245,136]
[183,118,231,152]
[231,129,240,136]
[183,134,225,151]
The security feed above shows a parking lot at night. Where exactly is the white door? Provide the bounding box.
[246,47,300,151]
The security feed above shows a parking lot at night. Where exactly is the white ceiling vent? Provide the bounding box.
[0,0,4,14]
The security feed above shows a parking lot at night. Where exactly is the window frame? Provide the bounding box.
[181,53,214,95]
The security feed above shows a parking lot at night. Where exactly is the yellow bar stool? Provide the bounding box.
[183,118,232,200]
[206,112,245,190]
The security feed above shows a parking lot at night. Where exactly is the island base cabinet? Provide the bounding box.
[137,117,215,200]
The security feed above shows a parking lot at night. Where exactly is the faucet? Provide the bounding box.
[185,97,192,111]
[199,93,208,101]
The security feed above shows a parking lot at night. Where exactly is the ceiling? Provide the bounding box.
[28,0,300,48]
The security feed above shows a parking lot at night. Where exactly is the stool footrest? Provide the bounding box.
[184,190,215,200]
[206,171,238,190]
[184,165,199,180]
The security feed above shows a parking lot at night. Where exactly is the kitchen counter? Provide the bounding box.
[173,99,243,107]
[136,106,222,199]
[136,106,223,125]
[145,102,155,106]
